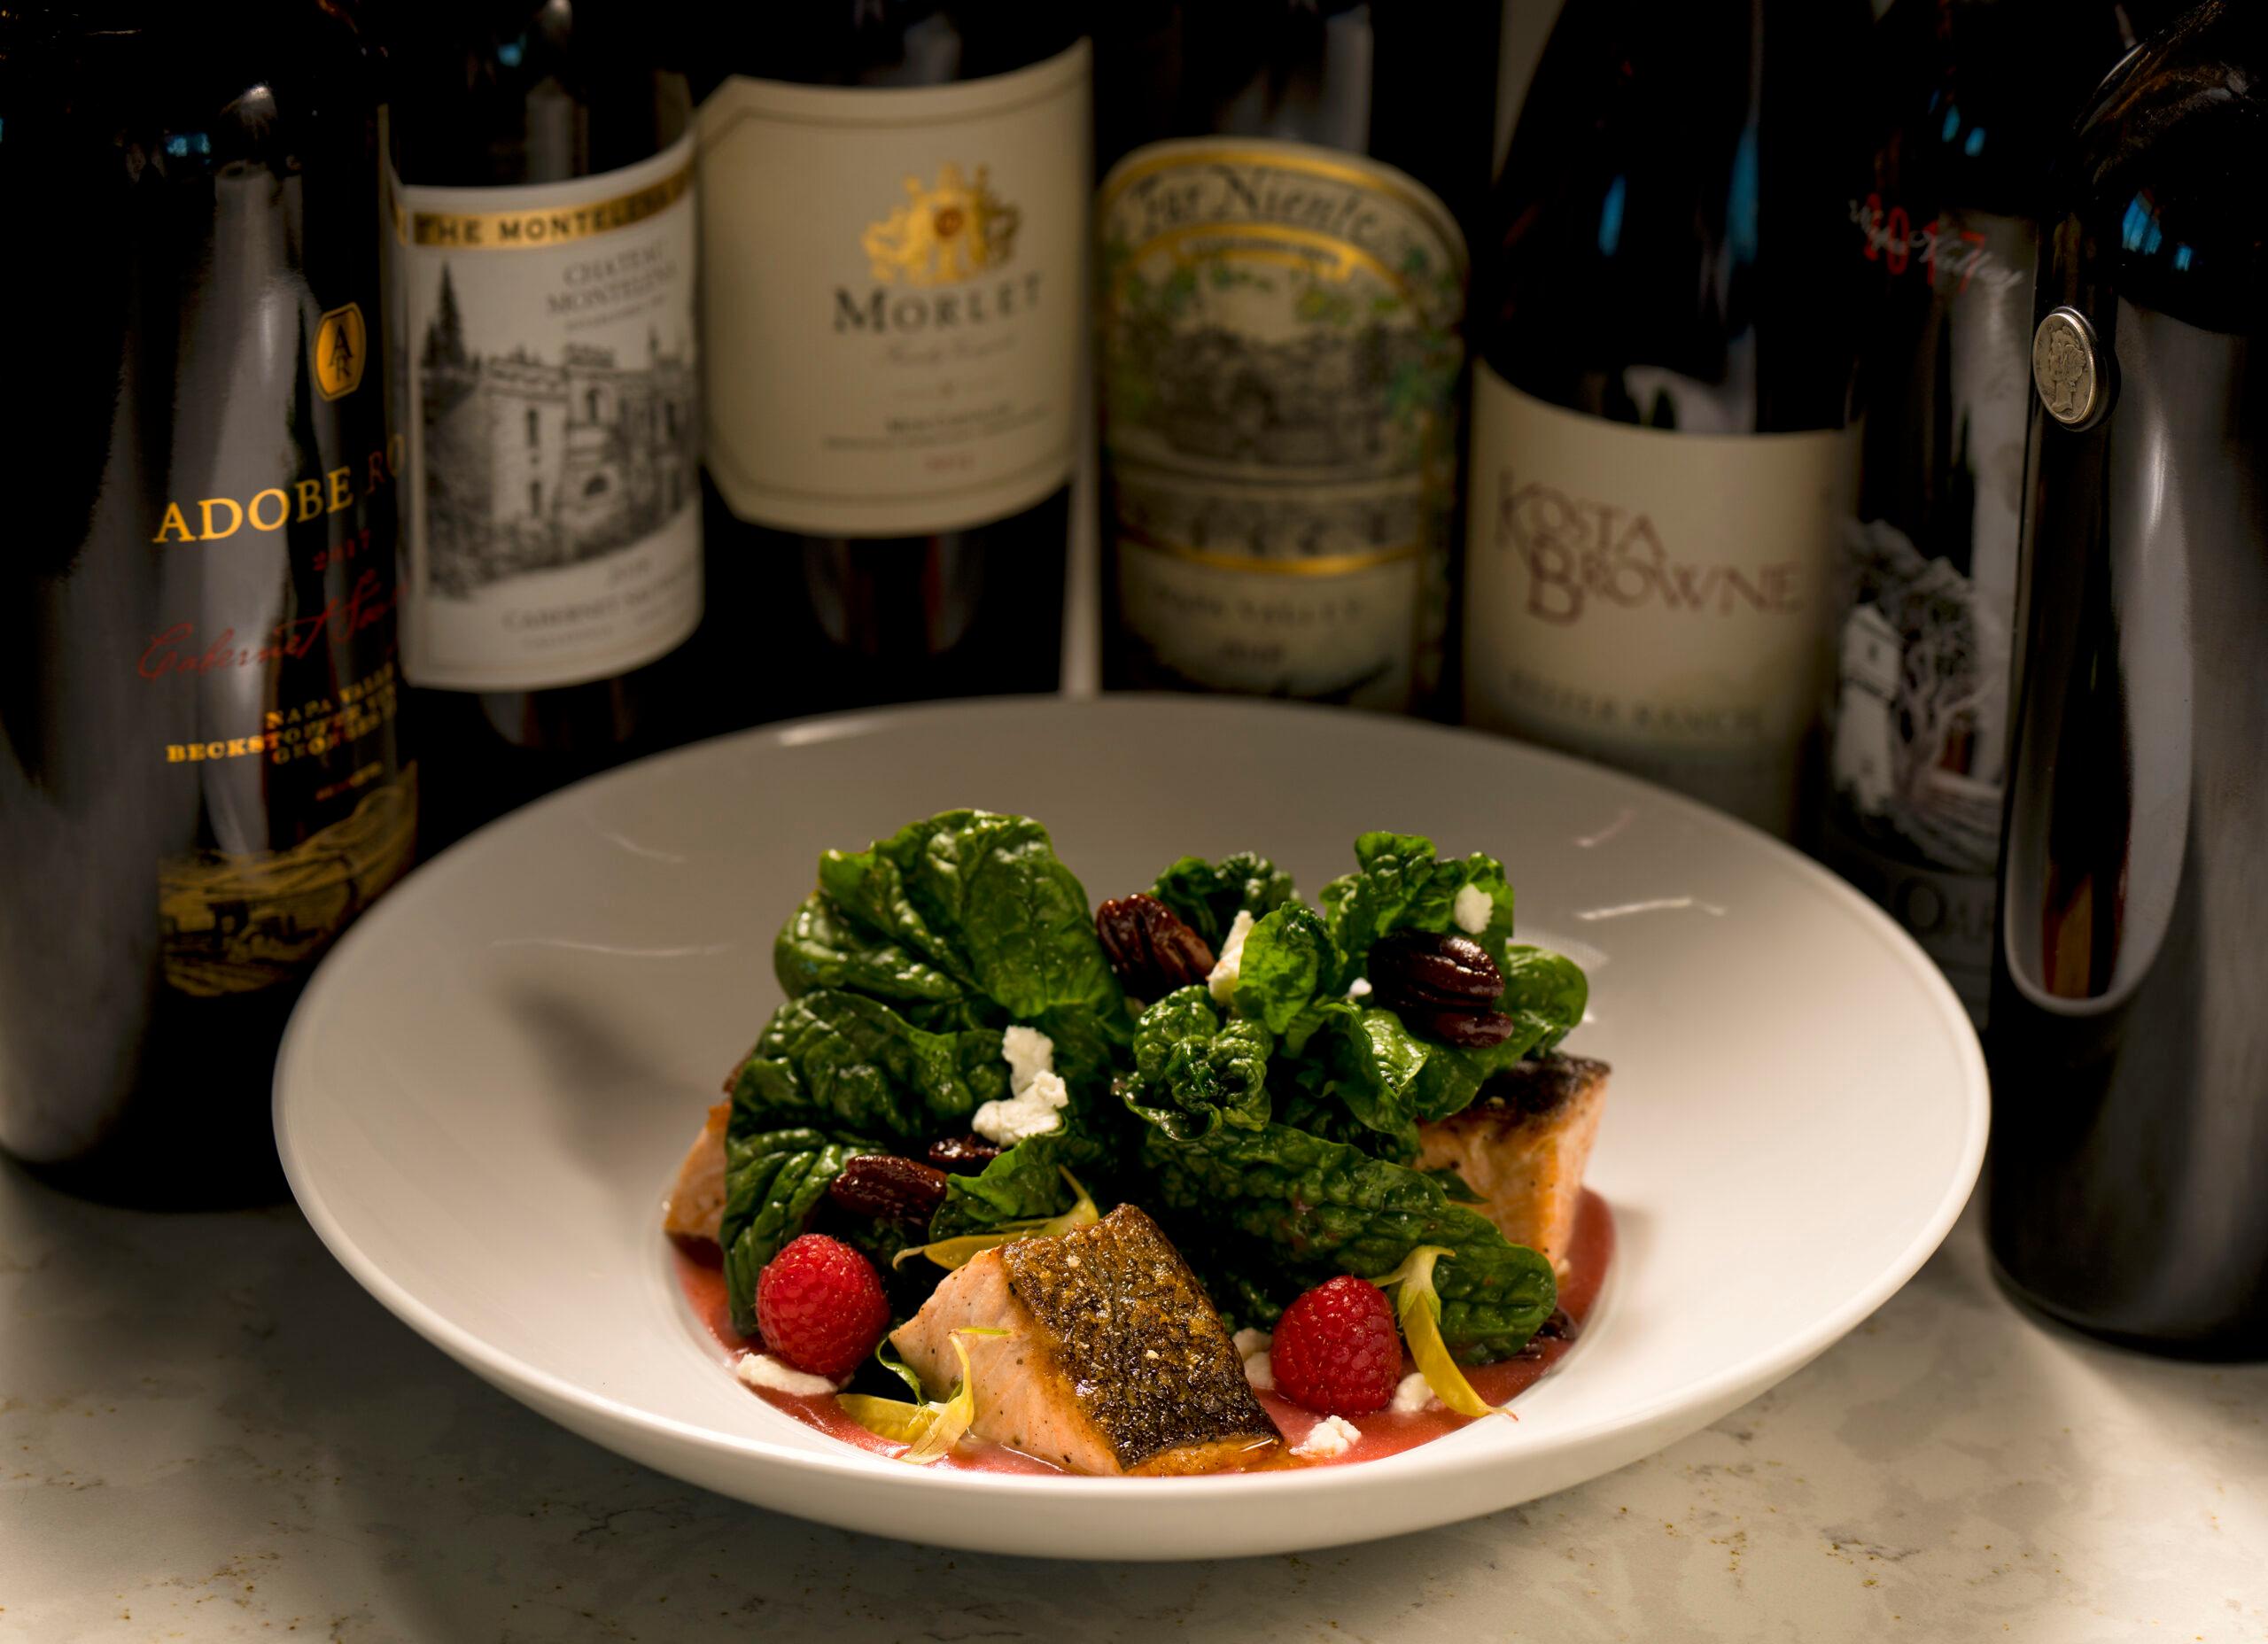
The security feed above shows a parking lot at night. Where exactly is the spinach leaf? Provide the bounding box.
[726,988,1006,1142]
[719,1128,874,1336]
[1319,832,1516,980]
[1501,943,1589,1054]
[718,983,1014,1330]
[1285,997,1540,1135]
[773,892,983,1028]
[1293,999,1431,1134]
[1230,904,1333,1034]
[1149,851,1297,949]
[1118,985,1272,1142]
[929,1128,1105,1237]
[817,810,1124,1033]
[1141,1120,1557,1361]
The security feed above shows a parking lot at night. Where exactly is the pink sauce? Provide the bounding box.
[674,1190,1615,1475]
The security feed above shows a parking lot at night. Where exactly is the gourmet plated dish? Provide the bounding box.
[663,811,1612,1475]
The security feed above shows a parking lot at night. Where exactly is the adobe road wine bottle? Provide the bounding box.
[0,1,410,1204]
[690,4,1089,721]
[1463,0,1876,835]
[388,0,703,849]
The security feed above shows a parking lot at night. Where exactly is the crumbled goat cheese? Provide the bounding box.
[735,1353,837,1397]
[1292,1415,1362,1459]
[1001,1024,1055,1095]
[1390,1370,1438,1415]
[1452,883,1492,934]
[1346,977,1373,999]
[975,1026,1069,1144]
[1207,909,1256,1004]
[1232,1327,1276,1393]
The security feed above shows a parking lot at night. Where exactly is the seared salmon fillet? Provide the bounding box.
[1415,1054,1609,1275]
[890,1205,1281,1475]
[662,1102,729,1244]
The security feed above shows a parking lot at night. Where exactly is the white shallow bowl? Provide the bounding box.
[276,696,1985,1562]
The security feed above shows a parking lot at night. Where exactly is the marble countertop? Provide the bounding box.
[2,1159,2262,1644]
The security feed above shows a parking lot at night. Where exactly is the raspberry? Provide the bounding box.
[755,1234,891,1380]
[1269,1275,1403,1417]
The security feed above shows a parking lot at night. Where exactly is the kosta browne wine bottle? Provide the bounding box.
[1987,0,2268,1357]
[1464,0,1875,834]
[691,6,1089,718]
[0,1,409,1203]
[388,1,703,848]
[1092,1,1502,713]
[1822,0,2154,1021]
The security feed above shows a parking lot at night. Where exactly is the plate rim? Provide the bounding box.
[274,694,1989,1508]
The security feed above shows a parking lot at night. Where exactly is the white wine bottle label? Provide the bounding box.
[697,44,1089,538]
[392,135,703,692]
[1097,137,1466,709]
[1463,368,1857,833]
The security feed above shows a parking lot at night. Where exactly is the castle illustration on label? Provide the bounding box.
[417,264,697,601]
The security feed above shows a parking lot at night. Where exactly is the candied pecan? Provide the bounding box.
[1366,930,1505,1012]
[827,1154,948,1221]
[1096,893,1216,998]
[1415,1008,1521,1047]
[927,1133,1002,1172]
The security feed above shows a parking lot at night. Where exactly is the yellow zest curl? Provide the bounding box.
[838,1328,1008,1465]
[1376,1245,1495,1419]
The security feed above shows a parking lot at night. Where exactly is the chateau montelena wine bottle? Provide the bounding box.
[388,2,703,849]
[1091,1,1503,712]
[0,3,409,1204]
[1986,0,2268,1357]
[690,5,1088,720]
[1463,0,1875,834]
[1820,0,2155,1023]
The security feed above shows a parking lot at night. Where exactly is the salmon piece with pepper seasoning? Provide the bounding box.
[890,1204,1281,1475]
[1414,1054,1609,1275]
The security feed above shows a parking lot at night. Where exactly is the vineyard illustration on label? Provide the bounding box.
[159,771,418,997]
[416,264,697,601]
[1829,518,2008,874]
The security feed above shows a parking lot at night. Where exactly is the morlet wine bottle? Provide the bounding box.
[688,4,1090,722]
[0,0,410,1204]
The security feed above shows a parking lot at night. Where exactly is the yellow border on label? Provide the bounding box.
[1123,529,1422,578]
[1097,142,1466,268]
[394,160,695,250]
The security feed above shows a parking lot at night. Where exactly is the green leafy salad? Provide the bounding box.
[718,810,1590,1365]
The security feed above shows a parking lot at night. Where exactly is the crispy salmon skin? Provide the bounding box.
[1415,1054,1609,1274]
[891,1205,1280,1475]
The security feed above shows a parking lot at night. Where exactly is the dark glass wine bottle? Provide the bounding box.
[1986,0,2268,1358]
[688,5,1089,723]
[1463,0,1875,835]
[387,1,703,849]
[1821,0,2155,1023]
[0,1,408,1204]
[1091,1,1503,713]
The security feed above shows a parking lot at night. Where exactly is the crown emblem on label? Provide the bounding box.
[862,163,1020,287]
